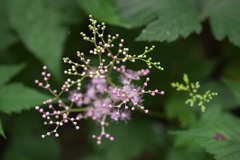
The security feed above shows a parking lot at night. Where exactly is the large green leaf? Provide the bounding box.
[112,0,240,47]
[0,83,52,114]
[0,63,26,87]
[113,0,159,27]
[3,0,68,76]
[0,117,6,138]
[78,0,129,27]
[173,111,240,160]
[113,0,202,42]
[136,0,202,42]
[206,0,240,47]
[0,1,18,50]
[165,92,197,128]
[222,78,240,104]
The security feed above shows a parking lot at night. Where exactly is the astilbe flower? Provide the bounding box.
[34,15,164,145]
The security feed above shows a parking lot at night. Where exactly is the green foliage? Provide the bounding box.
[0,64,52,138]
[0,63,26,86]
[222,77,240,104]
[173,109,240,160]
[0,83,52,114]
[1,111,61,160]
[3,0,68,77]
[78,0,129,27]
[171,74,217,112]
[0,117,6,139]
[99,0,240,47]
[208,0,240,47]
[85,117,165,160]
[0,1,17,50]
[0,0,240,159]
[165,91,197,128]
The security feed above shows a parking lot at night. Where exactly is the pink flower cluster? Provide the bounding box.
[35,65,164,144]
[34,15,164,144]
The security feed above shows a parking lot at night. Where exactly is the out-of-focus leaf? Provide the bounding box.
[3,0,68,77]
[0,1,18,50]
[0,83,52,114]
[0,117,6,138]
[113,0,159,27]
[89,117,164,160]
[201,80,240,110]
[173,110,240,160]
[48,0,83,25]
[0,63,26,87]
[78,0,129,27]
[221,78,240,104]
[2,111,61,160]
[165,92,197,128]
[166,146,211,160]
[206,0,240,47]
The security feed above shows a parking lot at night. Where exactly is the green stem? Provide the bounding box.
[105,77,118,88]
[61,108,87,114]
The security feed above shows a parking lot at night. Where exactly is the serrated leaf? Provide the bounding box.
[173,113,240,160]
[0,63,26,87]
[3,0,68,76]
[0,1,17,50]
[0,117,6,139]
[222,78,240,104]
[0,83,52,114]
[136,0,201,42]
[206,0,240,47]
[113,0,202,42]
[78,0,129,27]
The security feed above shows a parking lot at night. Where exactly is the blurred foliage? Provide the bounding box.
[0,0,240,160]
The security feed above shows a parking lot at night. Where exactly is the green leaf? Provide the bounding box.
[0,63,26,87]
[173,112,240,160]
[136,0,201,42]
[202,80,240,110]
[0,1,18,50]
[78,0,129,27]
[113,0,159,27]
[0,83,52,114]
[113,0,202,42]
[222,78,240,104]
[206,0,240,47]
[113,0,240,47]
[165,92,197,128]
[0,117,6,139]
[47,0,83,25]
[3,0,68,76]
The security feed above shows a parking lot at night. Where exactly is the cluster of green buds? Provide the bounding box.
[171,74,218,112]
